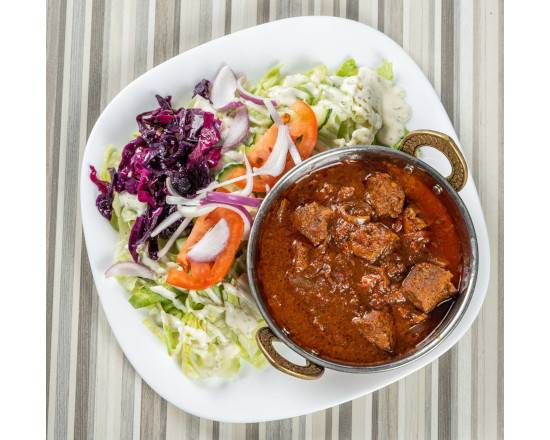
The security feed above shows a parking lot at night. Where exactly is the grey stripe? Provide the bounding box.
[185,412,201,439]
[257,0,270,24]
[266,418,293,440]
[325,407,332,440]
[247,422,260,440]
[140,382,167,440]
[347,0,359,21]
[133,0,150,77]
[224,0,232,33]
[212,418,220,440]
[470,1,481,434]
[307,0,314,16]
[371,391,379,440]
[74,250,98,440]
[173,0,181,54]
[377,0,385,36]
[120,357,137,440]
[290,0,302,16]
[277,0,289,18]
[199,0,213,44]
[384,0,404,45]
[497,1,504,436]
[298,415,306,440]
[373,384,398,440]
[46,0,67,419]
[338,401,352,440]
[437,2,457,436]
[153,0,178,66]
[424,364,432,440]
[440,0,455,121]
[438,350,456,439]
[54,0,87,438]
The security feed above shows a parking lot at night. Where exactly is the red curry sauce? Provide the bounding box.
[256,160,462,365]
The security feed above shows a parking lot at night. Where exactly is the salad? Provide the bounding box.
[89,58,411,379]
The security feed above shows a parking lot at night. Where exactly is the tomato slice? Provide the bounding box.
[287,100,318,160]
[245,100,318,192]
[166,208,244,290]
[219,164,269,193]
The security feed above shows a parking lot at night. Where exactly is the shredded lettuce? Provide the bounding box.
[377,59,394,81]
[391,127,410,150]
[129,282,169,308]
[254,64,283,97]
[142,281,266,379]
[335,58,358,77]
[99,144,121,180]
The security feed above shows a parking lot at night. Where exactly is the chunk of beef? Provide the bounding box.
[336,186,356,202]
[380,253,407,281]
[352,310,395,352]
[360,270,389,294]
[292,201,333,245]
[331,217,356,250]
[367,283,407,309]
[349,223,399,263]
[402,204,428,233]
[391,217,404,233]
[305,243,331,278]
[385,286,407,304]
[401,262,457,312]
[336,200,374,225]
[291,239,310,272]
[393,302,429,327]
[402,231,430,257]
[365,172,405,218]
[314,182,338,203]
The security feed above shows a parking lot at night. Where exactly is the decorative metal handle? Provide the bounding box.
[400,130,469,192]
[256,327,324,380]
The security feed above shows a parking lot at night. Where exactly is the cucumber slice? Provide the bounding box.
[313,106,331,129]
[318,108,333,131]
[217,163,244,182]
[216,163,246,192]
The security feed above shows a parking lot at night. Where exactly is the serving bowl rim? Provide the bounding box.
[246,144,479,374]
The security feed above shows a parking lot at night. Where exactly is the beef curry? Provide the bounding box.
[256,159,462,365]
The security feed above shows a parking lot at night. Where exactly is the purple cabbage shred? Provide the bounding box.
[90,94,222,262]
[192,79,212,102]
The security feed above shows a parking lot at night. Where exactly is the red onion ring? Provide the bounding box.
[204,192,262,208]
[187,219,230,263]
[211,65,238,110]
[105,262,156,280]
[217,100,244,112]
[222,105,249,149]
[233,153,253,196]
[200,202,253,237]
[151,210,184,237]
[157,217,192,259]
[265,99,301,165]
[237,76,277,106]
[252,124,290,177]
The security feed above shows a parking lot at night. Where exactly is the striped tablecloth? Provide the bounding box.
[47,1,503,438]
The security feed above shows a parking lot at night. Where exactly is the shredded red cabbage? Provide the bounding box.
[89,165,116,220]
[90,94,222,262]
[192,79,212,102]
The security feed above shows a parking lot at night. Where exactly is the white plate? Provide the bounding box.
[80,16,490,423]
